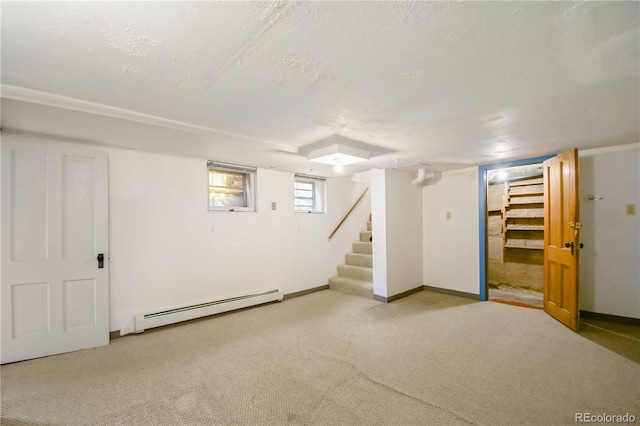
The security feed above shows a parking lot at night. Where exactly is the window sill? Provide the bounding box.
[209,207,256,212]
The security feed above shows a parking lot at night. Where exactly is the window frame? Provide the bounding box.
[294,173,326,214]
[208,161,257,212]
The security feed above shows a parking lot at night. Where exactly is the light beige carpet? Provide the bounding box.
[1,290,639,425]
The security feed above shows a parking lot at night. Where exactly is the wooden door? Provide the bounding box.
[543,149,580,331]
[1,135,110,363]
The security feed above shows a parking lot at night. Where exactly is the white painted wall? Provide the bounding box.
[103,147,370,334]
[579,144,640,319]
[371,169,388,297]
[372,168,423,298]
[385,169,424,297]
[422,167,480,295]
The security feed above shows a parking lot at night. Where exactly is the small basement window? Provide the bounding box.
[294,173,325,213]
[208,161,256,211]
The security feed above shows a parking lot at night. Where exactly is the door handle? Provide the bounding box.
[97,253,104,269]
[565,242,574,255]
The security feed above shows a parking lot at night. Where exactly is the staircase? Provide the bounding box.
[329,215,373,297]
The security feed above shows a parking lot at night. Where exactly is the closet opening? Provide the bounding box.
[486,163,545,309]
[478,155,553,309]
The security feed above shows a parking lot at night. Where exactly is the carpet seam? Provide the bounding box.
[314,352,478,426]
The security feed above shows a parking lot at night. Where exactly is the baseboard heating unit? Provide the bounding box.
[134,289,283,333]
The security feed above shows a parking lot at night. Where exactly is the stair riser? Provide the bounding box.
[337,265,373,281]
[345,253,372,268]
[360,231,372,242]
[353,241,372,254]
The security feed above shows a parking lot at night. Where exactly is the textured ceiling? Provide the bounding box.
[1,1,639,176]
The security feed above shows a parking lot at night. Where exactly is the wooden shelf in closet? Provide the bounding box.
[504,244,544,250]
[502,176,545,251]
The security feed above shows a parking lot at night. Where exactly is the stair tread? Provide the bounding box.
[330,275,371,282]
[353,241,372,246]
[329,276,373,296]
[329,276,372,285]
[346,253,372,260]
[338,263,372,270]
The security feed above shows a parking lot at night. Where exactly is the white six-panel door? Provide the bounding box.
[1,135,109,364]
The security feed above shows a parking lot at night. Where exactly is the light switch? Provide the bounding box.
[271,202,277,211]
[626,204,636,216]
[446,211,452,220]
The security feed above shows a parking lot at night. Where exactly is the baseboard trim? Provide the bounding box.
[284,285,329,300]
[373,286,424,303]
[110,286,329,339]
[580,310,640,326]
[423,285,480,300]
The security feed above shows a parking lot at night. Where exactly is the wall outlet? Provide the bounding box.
[626,204,636,216]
